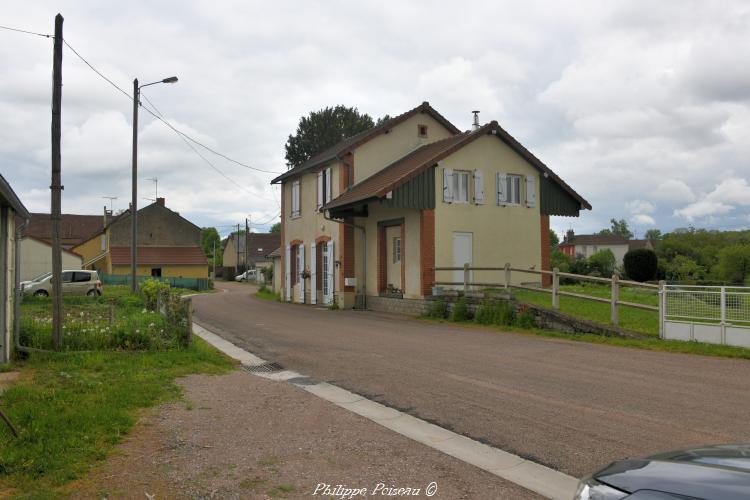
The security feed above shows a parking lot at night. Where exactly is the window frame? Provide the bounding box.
[393,237,401,263]
[291,180,301,218]
[501,174,522,206]
[418,124,428,138]
[452,170,471,204]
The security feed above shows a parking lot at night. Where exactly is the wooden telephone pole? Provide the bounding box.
[51,13,64,348]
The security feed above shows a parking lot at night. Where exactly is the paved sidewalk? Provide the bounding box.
[77,369,539,499]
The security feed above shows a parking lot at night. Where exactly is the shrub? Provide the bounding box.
[260,266,274,283]
[588,249,616,277]
[474,300,495,325]
[717,244,750,285]
[427,300,448,319]
[550,250,573,273]
[492,301,516,326]
[141,279,170,311]
[451,298,472,322]
[623,249,658,282]
[516,308,536,328]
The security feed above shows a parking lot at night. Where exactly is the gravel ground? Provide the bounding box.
[192,282,750,478]
[76,370,538,499]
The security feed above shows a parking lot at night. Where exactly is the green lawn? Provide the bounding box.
[0,339,234,499]
[511,283,660,336]
[255,288,281,301]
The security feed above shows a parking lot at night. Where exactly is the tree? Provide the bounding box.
[201,227,221,264]
[284,106,375,168]
[549,229,560,250]
[644,229,662,240]
[717,244,750,284]
[587,249,616,277]
[551,250,572,272]
[623,249,658,282]
[666,255,705,282]
[598,218,633,240]
[270,222,281,234]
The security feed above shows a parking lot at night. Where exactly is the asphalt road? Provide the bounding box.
[193,282,750,478]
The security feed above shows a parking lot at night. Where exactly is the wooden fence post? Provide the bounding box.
[463,263,470,295]
[504,263,511,290]
[610,274,619,326]
[552,267,560,310]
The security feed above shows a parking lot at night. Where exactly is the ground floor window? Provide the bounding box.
[321,243,330,298]
[151,268,162,277]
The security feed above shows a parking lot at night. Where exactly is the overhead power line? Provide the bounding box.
[0,24,52,38]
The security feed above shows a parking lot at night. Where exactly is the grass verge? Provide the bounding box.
[255,287,281,301]
[0,338,234,498]
[418,316,750,360]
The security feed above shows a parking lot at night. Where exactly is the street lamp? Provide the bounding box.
[131,76,178,291]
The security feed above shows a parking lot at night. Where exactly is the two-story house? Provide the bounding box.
[272,102,591,310]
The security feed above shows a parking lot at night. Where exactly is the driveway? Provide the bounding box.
[193,282,750,478]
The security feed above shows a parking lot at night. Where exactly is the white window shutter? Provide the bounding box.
[285,245,291,302]
[325,167,332,204]
[298,243,305,303]
[497,172,507,205]
[316,172,323,210]
[326,240,334,304]
[526,175,536,208]
[443,168,454,203]
[474,170,484,204]
[310,243,317,305]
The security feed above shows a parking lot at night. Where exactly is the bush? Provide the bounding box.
[550,250,573,273]
[474,300,495,325]
[260,266,274,283]
[492,301,516,326]
[451,298,472,322]
[623,249,658,282]
[717,244,750,285]
[516,308,536,328]
[588,249,616,277]
[141,279,170,311]
[427,300,448,319]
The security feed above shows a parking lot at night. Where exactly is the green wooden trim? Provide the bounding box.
[380,167,435,210]
[540,176,581,216]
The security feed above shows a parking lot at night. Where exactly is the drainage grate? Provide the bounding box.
[243,362,284,373]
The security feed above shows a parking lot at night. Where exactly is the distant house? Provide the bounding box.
[1,174,30,364]
[558,230,653,266]
[73,197,208,280]
[267,247,281,292]
[19,236,83,281]
[222,232,280,274]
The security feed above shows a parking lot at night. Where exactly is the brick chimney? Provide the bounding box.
[103,206,112,226]
[565,229,574,242]
[156,197,165,207]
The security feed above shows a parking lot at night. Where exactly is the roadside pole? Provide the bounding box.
[50,13,64,348]
[236,223,240,276]
[245,217,249,276]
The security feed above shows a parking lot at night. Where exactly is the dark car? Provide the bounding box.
[575,444,750,499]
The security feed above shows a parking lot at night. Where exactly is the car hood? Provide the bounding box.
[597,445,750,500]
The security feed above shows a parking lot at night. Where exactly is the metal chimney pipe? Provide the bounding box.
[472,110,480,130]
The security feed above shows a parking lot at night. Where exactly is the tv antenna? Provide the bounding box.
[147,177,158,199]
[102,196,117,211]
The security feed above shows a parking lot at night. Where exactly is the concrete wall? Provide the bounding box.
[354,113,455,184]
[109,203,201,247]
[223,238,239,268]
[20,237,83,281]
[433,134,543,288]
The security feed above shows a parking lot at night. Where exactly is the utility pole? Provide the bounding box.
[131,78,139,292]
[245,217,249,276]
[236,223,240,275]
[50,13,64,349]
[212,239,216,278]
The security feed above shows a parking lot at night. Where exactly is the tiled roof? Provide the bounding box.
[271,102,461,184]
[21,212,103,249]
[110,246,208,265]
[560,234,629,246]
[628,239,654,250]
[0,173,30,219]
[267,247,281,258]
[246,233,280,258]
[323,121,591,212]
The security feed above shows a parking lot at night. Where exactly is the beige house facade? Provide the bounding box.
[273,102,590,309]
[1,174,30,363]
[20,236,83,281]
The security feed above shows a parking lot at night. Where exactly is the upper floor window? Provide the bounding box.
[316,167,332,210]
[291,180,301,217]
[418,124,428,138]
[497,173,521,206]
[442,169,470,204]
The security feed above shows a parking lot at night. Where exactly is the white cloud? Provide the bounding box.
[626,199,656,215]
[633,214,656,226]
[651,180,696,203]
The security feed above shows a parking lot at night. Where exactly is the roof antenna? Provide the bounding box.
[471,110,480,131]
[102,196,117,212]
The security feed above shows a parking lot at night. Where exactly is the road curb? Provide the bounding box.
[193,321,579,500]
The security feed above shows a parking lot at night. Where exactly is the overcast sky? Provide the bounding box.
[3,1,749,237]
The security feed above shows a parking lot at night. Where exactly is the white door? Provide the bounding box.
[452,232,473,287]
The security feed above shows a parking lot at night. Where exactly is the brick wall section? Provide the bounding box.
[377,224,387,293]
[420,209,435,296]
[540,214,551,286]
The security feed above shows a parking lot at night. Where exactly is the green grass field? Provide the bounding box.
[0,340,234,499]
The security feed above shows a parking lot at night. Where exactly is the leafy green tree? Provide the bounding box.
[284,106,375,168]
[623,249,657,282]
[717,245,750,284]
[644,229,662,240]
[587,249,616,277]
[551,250,572,272]
[201,228,222,265]
[666,255,705,282]
[549,229,560,250]
[270,222,281,234]
[376,114,393,126]
[598,218,633,240]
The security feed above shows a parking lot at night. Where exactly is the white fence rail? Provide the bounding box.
[662,285,750,348]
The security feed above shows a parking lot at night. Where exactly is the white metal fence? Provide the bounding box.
[661,285,750,348]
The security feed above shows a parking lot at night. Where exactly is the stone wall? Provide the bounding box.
[365,295,432,316]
